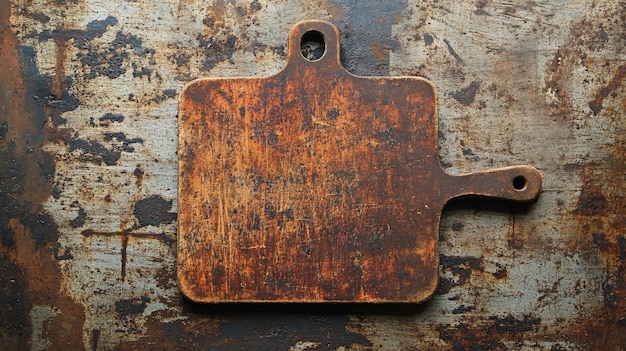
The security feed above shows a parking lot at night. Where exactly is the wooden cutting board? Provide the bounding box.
[177,20,541,303]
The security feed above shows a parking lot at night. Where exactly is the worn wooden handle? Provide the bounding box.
[443,165,542,203]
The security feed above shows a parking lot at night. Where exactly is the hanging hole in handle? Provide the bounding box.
[301,30,325,61]
[512,175,527,191]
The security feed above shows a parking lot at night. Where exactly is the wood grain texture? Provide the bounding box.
[177,20,540,303]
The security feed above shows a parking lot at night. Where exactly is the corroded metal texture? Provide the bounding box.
[178,20,540,303]
[0,0,624,350]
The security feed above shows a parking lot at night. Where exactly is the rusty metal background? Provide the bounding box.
[177,19,541,304]
[0,0,624,349]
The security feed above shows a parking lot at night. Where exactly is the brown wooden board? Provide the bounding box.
[177,20,541,303]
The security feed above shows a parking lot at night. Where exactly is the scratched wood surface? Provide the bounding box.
[178,20,541,303]
[1,0,624,350]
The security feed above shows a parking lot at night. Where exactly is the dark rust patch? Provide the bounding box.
[103,132,143,152]
[438,255,485,295]
[437,314,542,350]
[451,81,481,106]
[474,0,489,15]
[489,314,541,332]
[249,0,262,12]
[115,296,150,315]
[19,7,50,23]
[69,138,122,166]
[574,181,607,216]
[592,233,610,252]
[437,322,506,350]
[69,204,87,228]
[69,132,142,166]
[0,254,31,350]
[133,165,144,187]
[33,16,157,83]
[451,304,475,314]
[98,112,125,126]
[423,33,434,46]
[197,31,237,72]
[492,264,508,280]
[152,89,177,103]
[133,195,177,228]
[443,38,463,63]
[120,235,128,281]
[77,31,154,80]
[132,63,152,78]
[91,329,100,351]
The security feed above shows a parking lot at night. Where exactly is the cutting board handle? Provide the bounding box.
[443,165,542,203]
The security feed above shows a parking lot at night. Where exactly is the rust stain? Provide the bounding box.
[1,0,85,348]
[568,164,626,349]
[133,165,144,187]
[4,219,85,349]
[370,40,390,61]
[177,20,540,304]
[198,5,237,73]
[81,230,175,246]
[132,195,177,229]
[451,81,481,106]
[204,0,226,30]
[111,311,221,351]
[574,172,608,217]
[545,15,620,122]
[52,33,68,100]
[437,255,484,295]
[436,315,543,350]
[443,38,463,63]
[506,209,526,250]
[91,329,100,351]
[80,230,174,284]
[120,235,128,282]
[589,64,626,115]
[544,47,576,121]
[543,10,626,349]
[320,0,347,19]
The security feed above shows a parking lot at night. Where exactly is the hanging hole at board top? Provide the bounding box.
[301,30,325,61]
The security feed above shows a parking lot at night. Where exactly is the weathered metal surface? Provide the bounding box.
[0,0,624,349]
[178,19,541,303]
